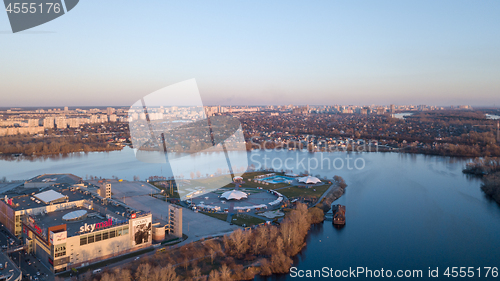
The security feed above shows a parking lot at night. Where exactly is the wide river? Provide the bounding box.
[1,148,500,280]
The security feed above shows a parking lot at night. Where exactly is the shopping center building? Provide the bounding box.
[0,174,170,273]
[22,204,152,273]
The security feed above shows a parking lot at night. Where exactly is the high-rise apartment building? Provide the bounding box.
[28,119,39,127]
[99,182,111,199]
[55,117,67,129]
[168,205,182,238]
[43,117,55,129]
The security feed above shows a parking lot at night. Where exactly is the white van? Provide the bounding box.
[92,269,102,275]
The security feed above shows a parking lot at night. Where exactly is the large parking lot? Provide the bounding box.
[107,180,239,243]
[87,180,160,198]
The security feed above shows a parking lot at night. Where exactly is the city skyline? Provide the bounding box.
[0,103,485,111]
[1,1,500,106]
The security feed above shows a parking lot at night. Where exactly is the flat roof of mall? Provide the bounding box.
[10,185,91,211]
[9,183,136,215]
[32,206,129,237]
[0,181,23,194]
[25,174,81,185]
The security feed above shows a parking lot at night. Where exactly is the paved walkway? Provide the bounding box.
[313,183,339,207]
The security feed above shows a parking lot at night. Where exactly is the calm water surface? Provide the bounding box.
[1,149,499,280]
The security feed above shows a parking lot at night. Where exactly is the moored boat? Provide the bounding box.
[332,204,346,225]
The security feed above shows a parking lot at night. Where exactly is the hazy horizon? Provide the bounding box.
[1,0,500,107]
[1,104,500,109]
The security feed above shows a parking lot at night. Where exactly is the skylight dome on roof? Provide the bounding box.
[62,210,88,221]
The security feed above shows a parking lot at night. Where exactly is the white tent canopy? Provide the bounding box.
[221,190,248,200]
[298,176,321,184]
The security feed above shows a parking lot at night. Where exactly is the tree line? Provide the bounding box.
[0,134,122,155]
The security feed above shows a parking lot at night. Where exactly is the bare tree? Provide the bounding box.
[151,266,163,281]
[259,258,272,276]
[219,264,232,281]
[228,229,249,257]
[100,273,116,281]
[182,256,189,271]
[114,268,132,281]
[209,248,216,264]
[191,266,201,279]
[135,263,152,281]
[208,270,220,281]
[161,264,179,281]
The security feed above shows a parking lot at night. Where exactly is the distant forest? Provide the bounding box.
[0,134,122,156]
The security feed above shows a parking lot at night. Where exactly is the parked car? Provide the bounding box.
[93,269,102,275]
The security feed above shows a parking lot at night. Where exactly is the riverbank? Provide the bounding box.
[481,172,500,204]
[461,158,500,205]
[2,136,498,159]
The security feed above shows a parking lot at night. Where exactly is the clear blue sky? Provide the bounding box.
[1,0,499,107]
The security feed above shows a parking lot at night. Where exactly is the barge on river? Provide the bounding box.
[332,204,346,225]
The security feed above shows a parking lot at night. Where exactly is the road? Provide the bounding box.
[9,251,54,281]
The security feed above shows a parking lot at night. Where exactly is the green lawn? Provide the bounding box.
[230,213,267,227]
[235,180,290,190]
[276,184,331,199]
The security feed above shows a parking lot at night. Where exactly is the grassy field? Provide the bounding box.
[236,180,290,190]
[276,184,331,199]
[230,213,267,227]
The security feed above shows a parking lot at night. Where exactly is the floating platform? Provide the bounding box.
[332,204,346,225]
